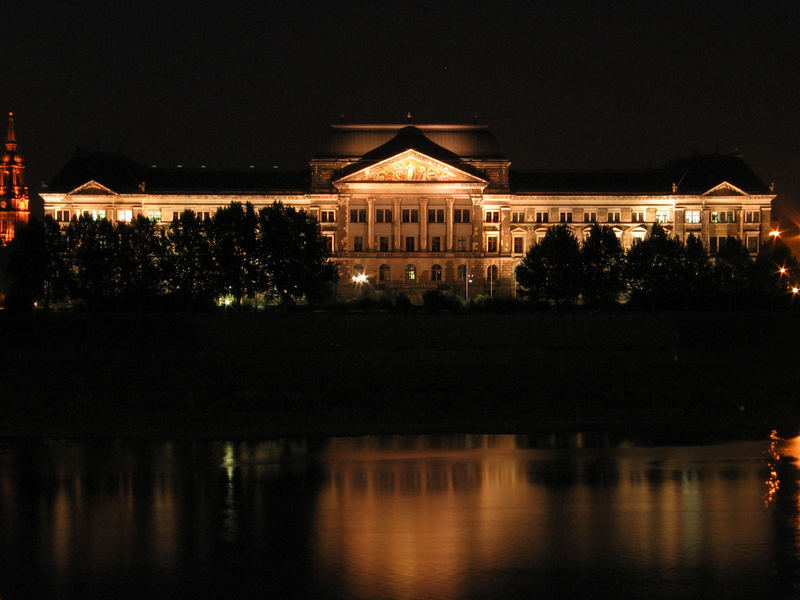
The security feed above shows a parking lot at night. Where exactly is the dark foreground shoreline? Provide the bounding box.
[2,311,799,440]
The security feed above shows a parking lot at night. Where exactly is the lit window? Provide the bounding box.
[486,236,498,252]
[511,211,525,223]
[353,236,363,252]
[117,209,132,222]
[405,264,416,281]
[379,264,391,282]
[535,211,549,223]
[655,209,670,223]
[431,236,441,252]
[685,210,701,224]
[147,210,161,222]
[513,236,524,254]
[431,264,442,281]
[485,210,500,223]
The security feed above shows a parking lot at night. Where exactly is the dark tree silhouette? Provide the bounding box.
[65,215,120,310]
[210,202,259,304]
[117,215,168,311]
[166,210,217,311]
[712,237,753,307]
[257,202,337,305]
[516,224,581,306]
[1,218,48,311]
[624,222,686,308]
[580,224,624,309]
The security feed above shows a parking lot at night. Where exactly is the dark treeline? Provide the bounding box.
[0,202,337,312]
[515,223,799,310]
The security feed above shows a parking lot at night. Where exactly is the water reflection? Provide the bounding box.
[0,434,795,598]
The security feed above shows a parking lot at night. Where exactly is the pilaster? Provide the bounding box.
[445,197,454,251]
[367,197,375,251]
[419,197,429,250]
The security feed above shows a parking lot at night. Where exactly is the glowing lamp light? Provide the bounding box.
[779,267,788,275]
[351,273,368,284]
[769,230,781,238]
[792,287,799,295]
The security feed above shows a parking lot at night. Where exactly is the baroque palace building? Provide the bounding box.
[41,123,774,299]
[0,113,30,243]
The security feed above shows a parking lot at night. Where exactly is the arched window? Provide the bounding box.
[431,264,442,281]
[379,264,391,282]
[487,265,498,282]
[353,264,364,277]
[405,264,416,281]
[457,265,467,281]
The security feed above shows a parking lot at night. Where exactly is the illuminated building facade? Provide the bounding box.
[41,123,774,299]
[0,113,30,243]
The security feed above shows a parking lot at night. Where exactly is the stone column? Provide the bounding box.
[367,197,375,251]
[338,196,350,254]
[393,198,401,251]
[446,197,454,251]
[738,207,744,241]
[419,198,429,251]
[500,206,510,255]
[471,196,483,253]
[701,207,710,247]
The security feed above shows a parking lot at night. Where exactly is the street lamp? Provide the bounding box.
[351,273,368,284]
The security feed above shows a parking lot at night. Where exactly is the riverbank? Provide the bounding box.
[2,311,799,439]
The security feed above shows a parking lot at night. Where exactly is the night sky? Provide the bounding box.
[5,1,800,230]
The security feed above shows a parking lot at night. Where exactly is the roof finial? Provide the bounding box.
[6,112,17,152]
[406,111,413,124]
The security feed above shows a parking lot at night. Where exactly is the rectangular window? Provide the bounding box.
[379,236,389,252]
[402,209,419,223]
[709,236,718,253]
[536,211,549,223]
[513,236,524,254]
[146,210,160,222]
[685,210,701,224]
[457,237,467,251]
[405,236,415,252]
[746,234,759,254]
[486,236,498,252]
[485,210,500,223]
[511,211,525,223]
[117,209,132,223]
[631,210,645,223]
[55,209,71,222]
[745,211,760,223]
[428,209,445,223]
[349,209,367,223]
[584,212,597,223]
[711,212,719,223]
[560,211,572,223]
[353,236,363,252]
[323,235,334,252]
[375,208,392,223]
[454,208,470,223]
[172,211,180,222]
[607,211,621,223]
[655,209,670,223]
[431,236,441,252]
[198,211,211,221]
[320,210,336,223]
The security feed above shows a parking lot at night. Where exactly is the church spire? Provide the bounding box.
[5,112,16,152]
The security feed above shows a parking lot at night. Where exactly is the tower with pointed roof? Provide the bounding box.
[0,112,30,243]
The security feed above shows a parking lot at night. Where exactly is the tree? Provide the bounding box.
[580,224,624,309]
[712,237,753,307]
[165,210,217,311]
[117,215,168,311]
[1,218,48,311]
[209,202,259,304]
[624,222,686,308]
[682,233,713,307]
[256,202,337,305]
[752,237,799,307]
[65,215,120,309]
[515,224,581,306]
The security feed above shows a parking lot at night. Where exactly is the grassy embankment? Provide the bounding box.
[1,310,799,438]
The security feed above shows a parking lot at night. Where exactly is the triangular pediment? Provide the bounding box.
[336,150,486,184]
[68,180,117,195]
[702,181,747,196]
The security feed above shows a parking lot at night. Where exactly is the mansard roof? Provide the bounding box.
[335,126,486,180]
[314,124,506,160]
[48,150,309,194]
[511,153,771,195]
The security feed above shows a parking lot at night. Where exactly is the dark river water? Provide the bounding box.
[1,433,799,599]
